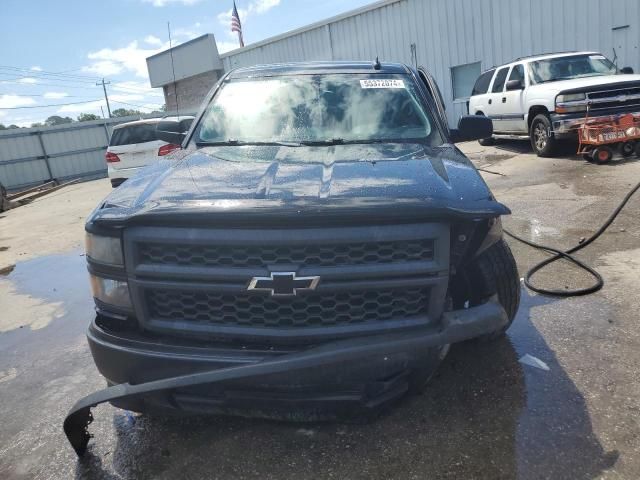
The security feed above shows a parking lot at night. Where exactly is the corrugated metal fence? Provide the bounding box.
[0,114,178,191]
[0,116,137,190]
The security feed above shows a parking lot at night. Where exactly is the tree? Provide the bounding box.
[30,122,44,128]
[44,115,73,126]
[8,124,19,129]
[111,108,142,118]
[0,124,6,130]
[77,113,101,122]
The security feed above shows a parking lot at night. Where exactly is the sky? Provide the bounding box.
[0,0,374,127]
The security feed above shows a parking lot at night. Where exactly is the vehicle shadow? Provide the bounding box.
[75,290,618,480]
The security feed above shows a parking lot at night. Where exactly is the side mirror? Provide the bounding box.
[155,120,187,145]
[450,115,493,143]
[620,66,634,74]
[506,79,524,91]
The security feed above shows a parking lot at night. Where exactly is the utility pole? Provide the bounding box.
[97,78,112,117]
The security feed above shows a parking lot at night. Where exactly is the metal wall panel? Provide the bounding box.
[220,0,640,127]
[0,115,163,190]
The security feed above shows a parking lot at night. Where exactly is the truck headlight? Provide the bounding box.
[89,275,132,309]
[556,93,587,113]
[85,233,123,266]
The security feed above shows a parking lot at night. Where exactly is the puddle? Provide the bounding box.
[529,218,561,242]
[0,251,90,333]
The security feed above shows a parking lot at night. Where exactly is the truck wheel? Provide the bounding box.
[476,112,495,146]
[635,142,640,158]
[459,240,521,340]
[530,114,558,157]
[592,146,613,163]
[619,141,635,158]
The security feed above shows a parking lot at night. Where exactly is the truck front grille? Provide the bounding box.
[147,287,430,328]
[125,224,450,342]
[585,83,640,112]
[138,239,434,268]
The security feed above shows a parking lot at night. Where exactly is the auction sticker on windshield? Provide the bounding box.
[360,79,405,89]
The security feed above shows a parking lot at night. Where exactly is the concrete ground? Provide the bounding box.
[0,141,639,479]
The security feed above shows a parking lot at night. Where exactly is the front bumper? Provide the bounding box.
[66,297,506,456]
[107,164,141,180]
[552,107,640,136]
[87,296,507,414]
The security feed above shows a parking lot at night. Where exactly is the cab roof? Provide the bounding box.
[480,51,602,75]
[228,61,412,79]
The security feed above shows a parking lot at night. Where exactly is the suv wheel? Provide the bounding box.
[478,136,495,146]
[530,114,558,157]
[476,113,495,146]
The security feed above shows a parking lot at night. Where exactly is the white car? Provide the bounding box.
[468,51,640,156]
[106,117,193,187]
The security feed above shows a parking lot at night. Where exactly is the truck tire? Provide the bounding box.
[476,112,495,146]
[462,240,521,340]
[530,113,558,157]
[619,141,635,158]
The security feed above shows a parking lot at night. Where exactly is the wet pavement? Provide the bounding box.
[1,142,639,478]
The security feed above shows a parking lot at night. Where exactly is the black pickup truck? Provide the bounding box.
[66,61,519,454]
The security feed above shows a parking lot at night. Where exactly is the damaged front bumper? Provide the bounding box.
[64,296,507,456]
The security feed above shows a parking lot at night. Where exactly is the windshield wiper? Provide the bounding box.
[196,139,303,147]
[196,138,429,148]
[297,138,428,146]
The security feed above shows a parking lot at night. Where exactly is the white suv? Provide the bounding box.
[106,117,193,187]
[468,52,640,156]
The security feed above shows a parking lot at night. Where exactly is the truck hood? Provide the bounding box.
[528,74,640,96]
[91,143,508,226]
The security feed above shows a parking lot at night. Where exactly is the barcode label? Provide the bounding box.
[360,79,405,89]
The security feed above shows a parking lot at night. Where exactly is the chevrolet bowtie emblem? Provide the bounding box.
[247,272,320,296]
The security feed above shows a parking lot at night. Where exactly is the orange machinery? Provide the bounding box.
[577,112,640,163]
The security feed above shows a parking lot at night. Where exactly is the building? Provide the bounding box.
[147,0,640,126]
[146,34,224,113]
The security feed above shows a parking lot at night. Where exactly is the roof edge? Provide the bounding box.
[146,33,216,61]
[219,0,404,59]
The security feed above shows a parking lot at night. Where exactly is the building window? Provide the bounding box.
[451,62,482,101]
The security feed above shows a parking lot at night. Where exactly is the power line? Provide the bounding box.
[111,100,163,111]
[0,80,163,97]
[0,73,97,84]
[0,79,104,90]
[0,99,103,110]
[0,93,98,98]
[0,65,101,81]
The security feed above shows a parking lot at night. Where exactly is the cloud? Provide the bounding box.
[216,41,241,54]
[0,94,37,109]
[18,77,38,84]
[56,100,105,114]
[252,0,280,14]
[144,35,163,46]
[142,0,201,6]
[81,22,212,79]
[217,0,280,27]
[82,40,170,78]
[30,66,43,72]
[43,92,69,99]
[56,93,162,114]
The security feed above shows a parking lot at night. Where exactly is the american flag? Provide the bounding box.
[231,1,244,48]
